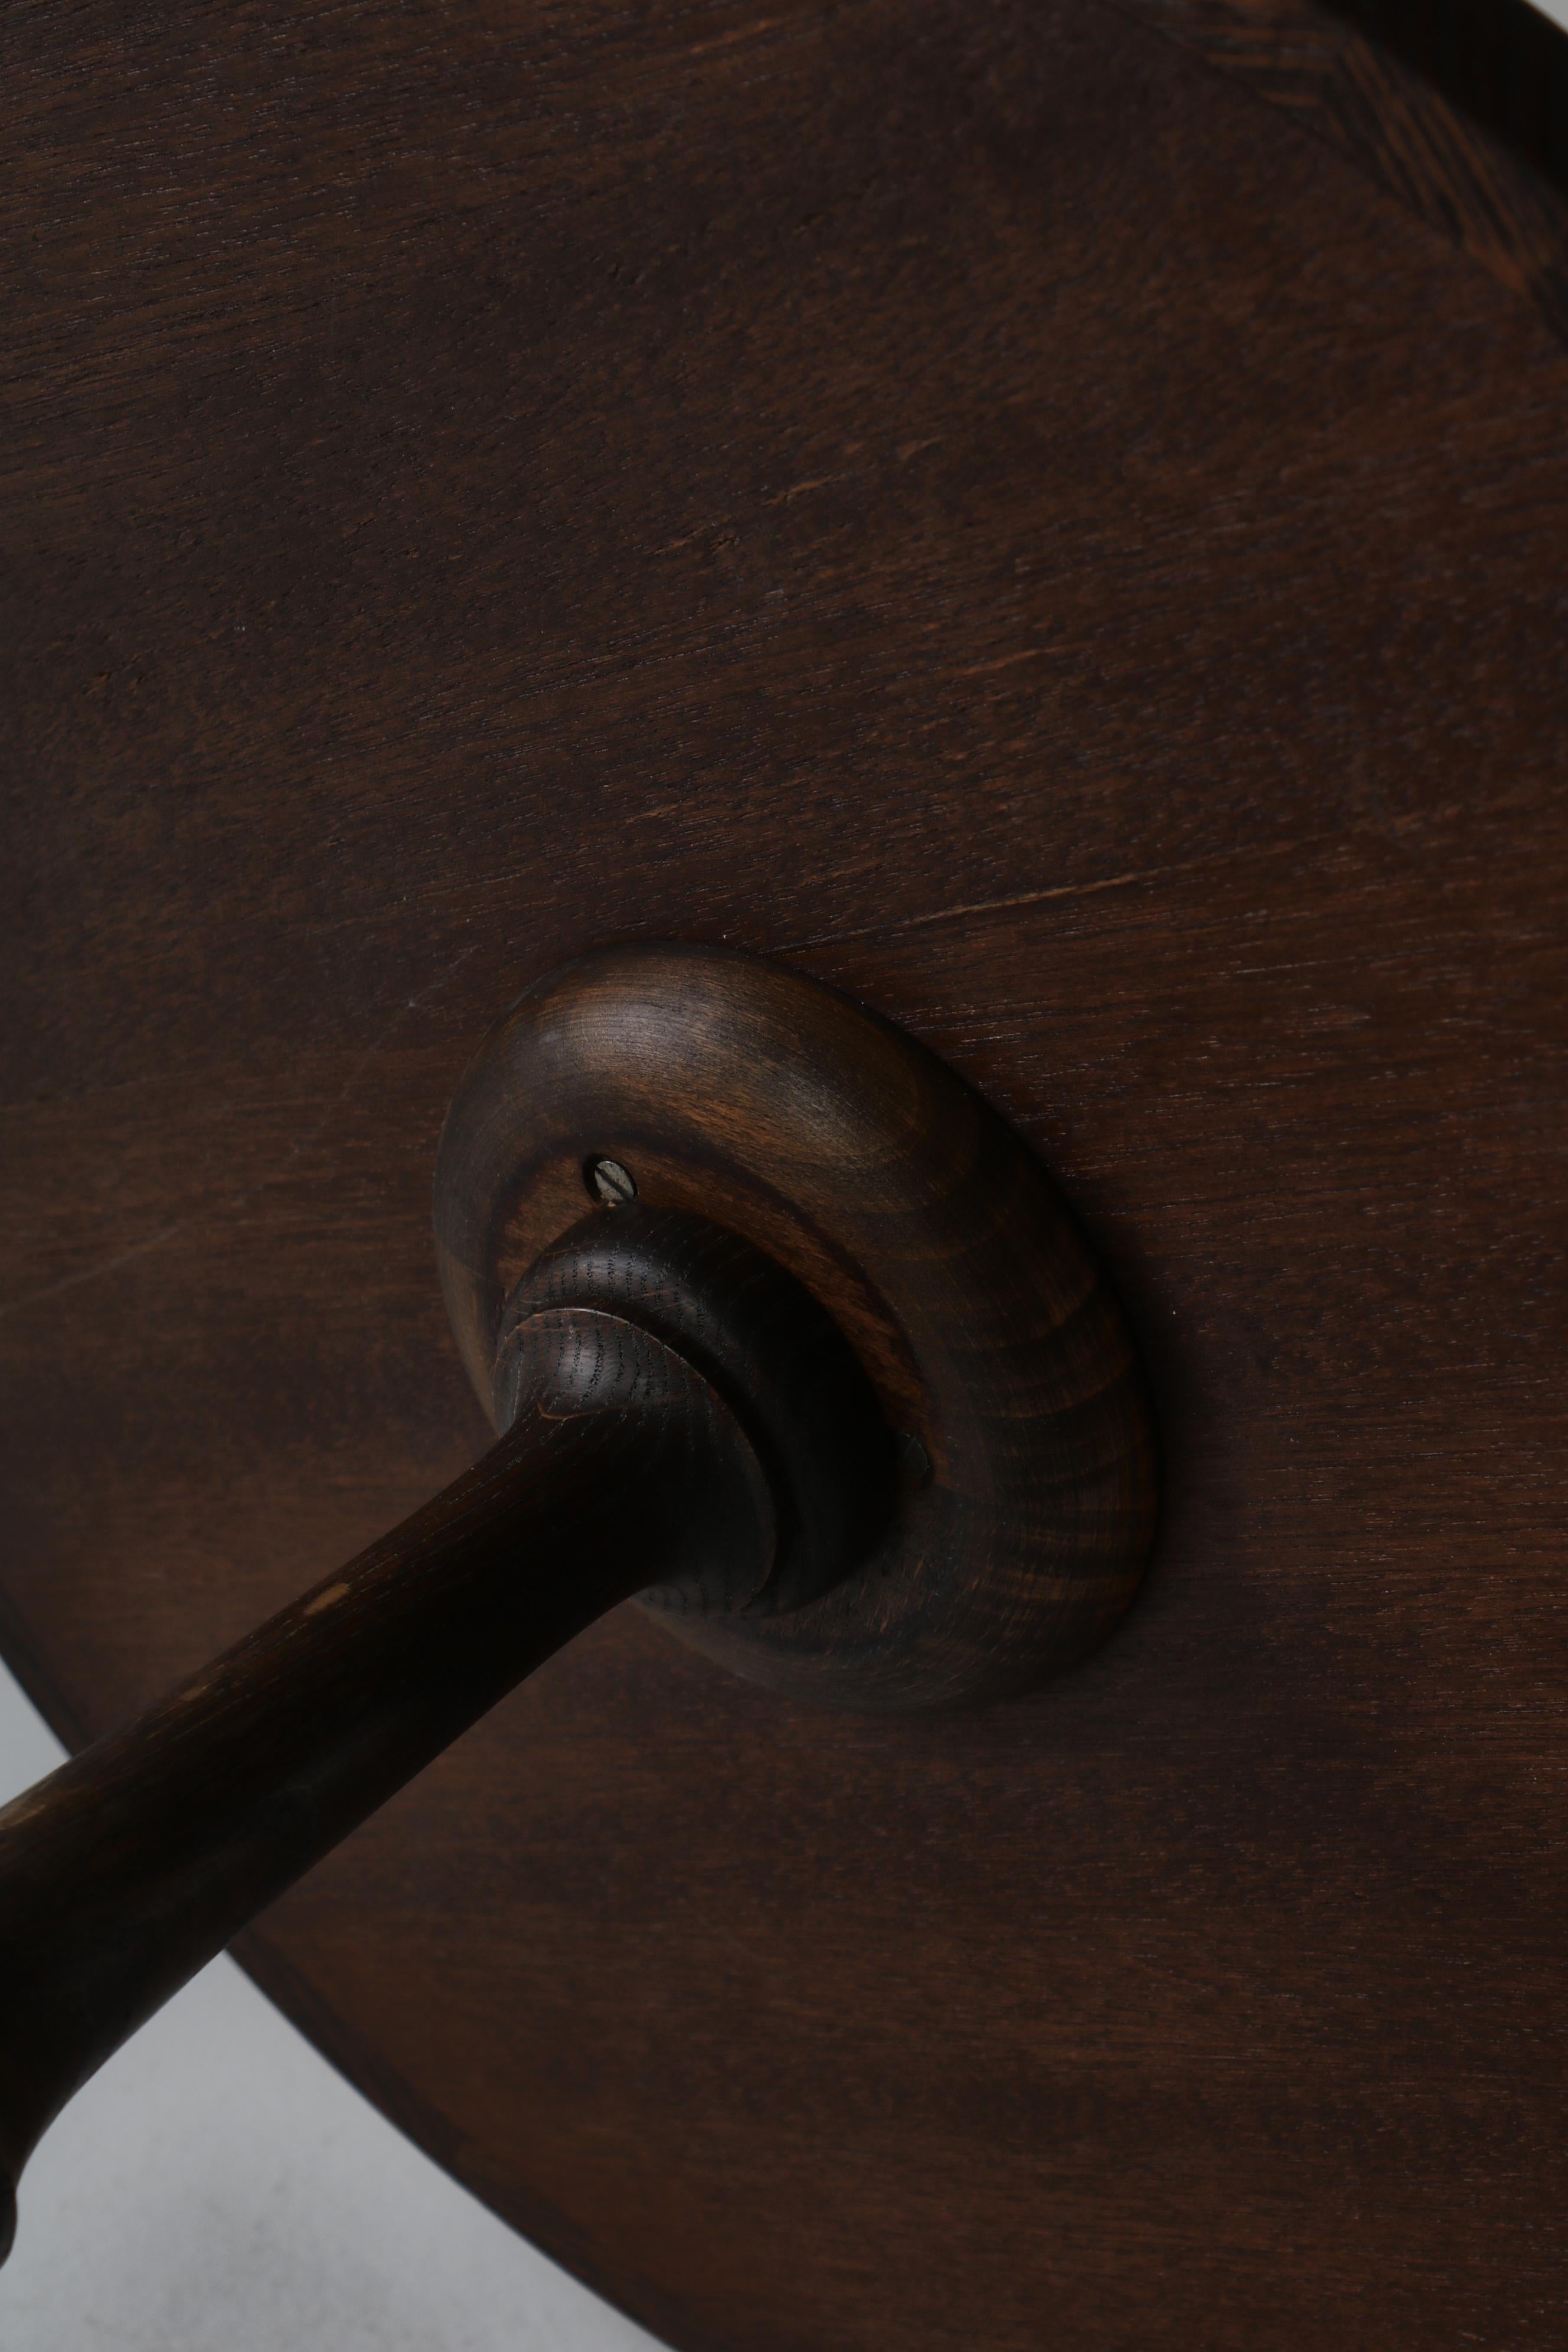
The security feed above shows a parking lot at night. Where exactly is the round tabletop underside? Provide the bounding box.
[1,5,1565,2348]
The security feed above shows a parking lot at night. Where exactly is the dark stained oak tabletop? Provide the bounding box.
[1,2,1565,2346]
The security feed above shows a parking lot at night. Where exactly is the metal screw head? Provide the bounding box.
[584,1155,638,1207]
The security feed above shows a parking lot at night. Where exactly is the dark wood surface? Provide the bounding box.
[1115,0,1568,344]
[2,0,1566,2346]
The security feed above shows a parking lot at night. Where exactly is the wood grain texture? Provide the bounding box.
[1112,0,1568,341]
[1,0,1566,2345]
[438,945,1157,1708]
